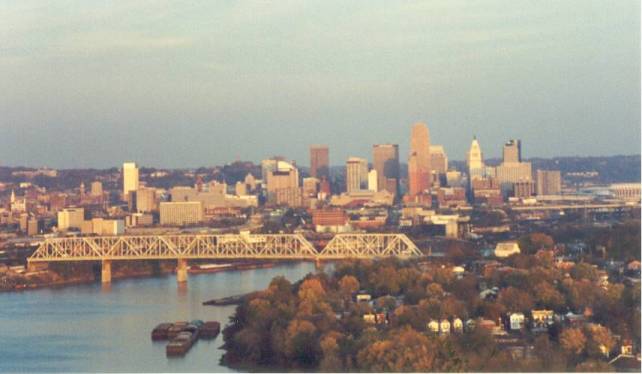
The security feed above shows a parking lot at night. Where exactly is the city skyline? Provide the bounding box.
[1,1,640,168]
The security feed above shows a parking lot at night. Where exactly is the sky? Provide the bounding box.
[0,0,640,169]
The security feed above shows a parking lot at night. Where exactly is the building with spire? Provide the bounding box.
[466,137,485,180]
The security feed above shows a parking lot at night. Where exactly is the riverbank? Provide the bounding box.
[0,260,287,292]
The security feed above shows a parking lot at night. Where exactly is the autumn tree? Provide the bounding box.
[584,323,616,359]
[356,326,440,371]
[497,286,534,313]
[519,232,554,255]
[338,275,359,298]
[559,327,587,356]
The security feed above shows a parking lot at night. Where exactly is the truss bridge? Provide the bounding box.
[28,233,422,284]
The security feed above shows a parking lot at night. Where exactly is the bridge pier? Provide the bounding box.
[101,259,112,284]
[176,258,188,284]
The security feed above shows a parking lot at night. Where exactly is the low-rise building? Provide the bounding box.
[495,242,521,257]
[159,201,203,226]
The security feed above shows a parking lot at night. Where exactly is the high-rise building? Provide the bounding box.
[372,144,400,196]
[136,187,157,213]
[368,169,378,192]
[90,181,103,197]
[57,207,85,231]
[346,157,368,193]
[408,122,431,196]
[302,177,320,198]
[266,160,302,207]
[503,139,522,163]
[494,139,532,198]
[429,145,448,174]
[122,162,139,198]
[536,170,561,196]
[466,137,485,180]
[310,145,329,179]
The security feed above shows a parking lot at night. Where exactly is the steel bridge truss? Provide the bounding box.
[28,233,422,262]
[318,233,422,259]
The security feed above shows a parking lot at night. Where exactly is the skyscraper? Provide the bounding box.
[495,139,531,183]
[429,145,448,175]
[346,157,368,193]
[503,139,522,163]
[122,162,139,198]
[372,144,399,196]
[407,122,431,196]
[265,160,302,207]
[466,137,485,180]
[310,145,329,179]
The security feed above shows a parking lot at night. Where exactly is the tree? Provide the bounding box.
[285,319,320,367]
[519,233,554,255]
[584,324,616,359]
[319,331,344,372]
[497,287,534,313]
[533,282,565,310]
[338,275,359,298]
[559,328,587,356]
[356,326,441,371]
[570,262,599,282]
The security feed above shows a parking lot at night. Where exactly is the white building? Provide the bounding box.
[122,162,139,198]
[495,242,521,257]
[57,207,85,231]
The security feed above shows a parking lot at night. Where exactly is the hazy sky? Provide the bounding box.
[1,0,639,168]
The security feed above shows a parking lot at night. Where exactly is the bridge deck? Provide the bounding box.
[28,233,422,262]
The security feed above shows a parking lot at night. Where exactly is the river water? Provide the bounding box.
[0,262,316,372]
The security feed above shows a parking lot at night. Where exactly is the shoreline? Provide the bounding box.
[0,260,293,293]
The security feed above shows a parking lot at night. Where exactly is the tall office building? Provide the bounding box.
[57,207,85,231]
[90,181,103,197]
[495,139,531,183]
[310,145,329,179]
[136,187,157,213]
[429,145,448,174]
[372,144,400,196]
[367,169,378,192]
[346,157,368,193]
[466,137,485,180]
[503,139,522,163]
[407,122,431,196]
[536,170,561,196]
[122,162,139,198]
[266,160,302,207]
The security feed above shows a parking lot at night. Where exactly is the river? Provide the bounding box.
[0,262,316,372]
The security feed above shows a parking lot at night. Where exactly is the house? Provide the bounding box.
[356,293,372,302]
[494,241,521,258]
[375,313,388,325]
[564,312,586,327]
[363,313,376,324]
[608,340,640,373]
[427,320,439,333]
[440,319,451,335]
[531,309,554,329]
[508,313,525,331]
[479,287,498,300]
[452,318,463,333]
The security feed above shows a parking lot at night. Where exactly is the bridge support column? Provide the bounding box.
[101,259,112,284]
[176,258,188,284]
[315,259,323,271]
